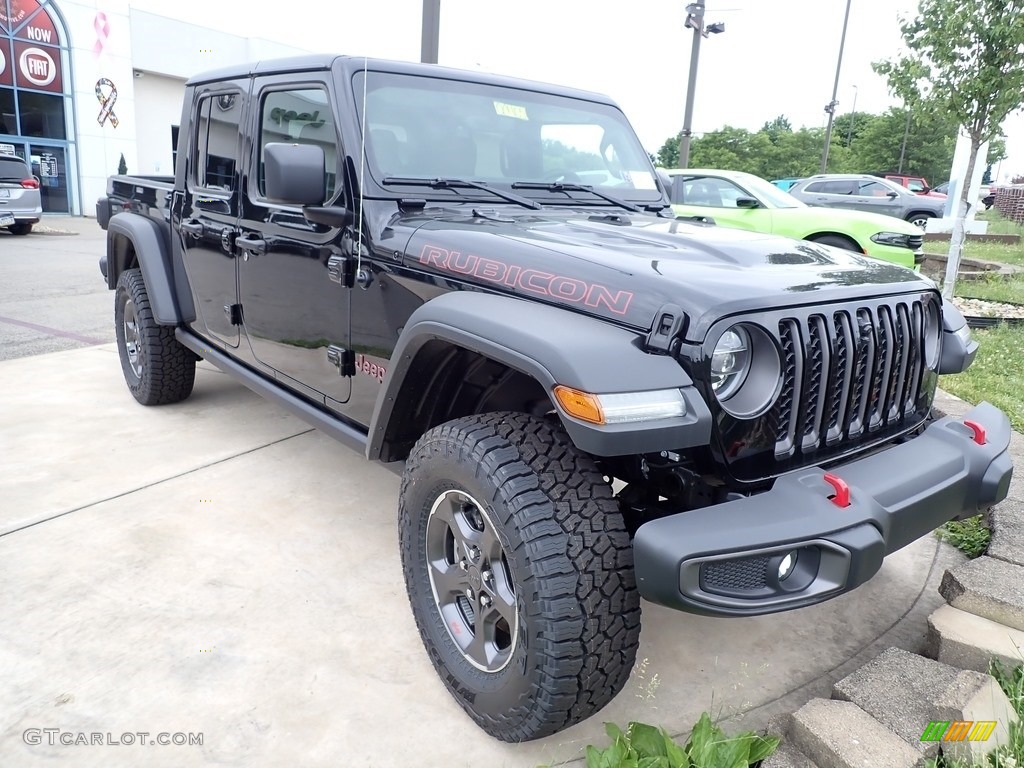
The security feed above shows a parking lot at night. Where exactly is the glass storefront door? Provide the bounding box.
[29,143,67,213]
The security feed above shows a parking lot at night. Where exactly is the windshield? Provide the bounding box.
[730,172,805,209]
[352,70,662,201]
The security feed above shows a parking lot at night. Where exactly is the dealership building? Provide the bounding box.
[0,0,313,216]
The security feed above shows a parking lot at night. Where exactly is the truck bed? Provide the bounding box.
[97,174,175,230]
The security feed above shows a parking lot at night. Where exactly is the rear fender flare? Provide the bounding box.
[106,213,182,325]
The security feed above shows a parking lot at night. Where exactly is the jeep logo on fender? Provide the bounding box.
[418,244,634,316]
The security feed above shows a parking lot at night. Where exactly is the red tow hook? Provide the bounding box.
[823,473,851,508]
[963,420,987,445]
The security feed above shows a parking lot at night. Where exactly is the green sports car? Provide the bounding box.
[662,168,924,268]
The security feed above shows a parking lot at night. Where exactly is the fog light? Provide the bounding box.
[778,551,797,581]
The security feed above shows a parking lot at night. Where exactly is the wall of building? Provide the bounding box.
[132,72,183,174]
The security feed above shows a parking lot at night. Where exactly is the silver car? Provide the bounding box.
[788,174,945,229]
[0,154,42,236]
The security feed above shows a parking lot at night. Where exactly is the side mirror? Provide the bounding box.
[886,191,899,199]
[735,197,760,209]
[264,142,325,206]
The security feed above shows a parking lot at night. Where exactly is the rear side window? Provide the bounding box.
[0,156,31,182]
[192,92,243,192]
[805,180,855,194]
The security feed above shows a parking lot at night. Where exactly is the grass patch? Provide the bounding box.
[940,322,1024,433]
[937,515,992,558]
[928,210,1024,266]
[928,662,1024,768]
[956,275,1024,305]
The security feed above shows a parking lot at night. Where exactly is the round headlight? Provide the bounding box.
[709,323,783,418]
[711,327,751,399]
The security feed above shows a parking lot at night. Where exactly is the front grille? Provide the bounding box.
[702,556,770,592]
[773,299,930,460]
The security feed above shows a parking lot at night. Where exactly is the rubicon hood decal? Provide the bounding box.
[418,244,634,316]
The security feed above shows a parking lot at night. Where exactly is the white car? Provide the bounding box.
[0,154,42,236]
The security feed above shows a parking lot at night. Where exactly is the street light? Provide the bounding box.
[678,1,726,169]
[421,0,440,64]
[820,0,853,172]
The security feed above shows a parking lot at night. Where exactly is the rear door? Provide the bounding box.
[179,84,248,347]
[236,75,352,406]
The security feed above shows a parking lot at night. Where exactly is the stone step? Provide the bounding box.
[788,698,922,768]
[760,740,820,768]
[832,646,1018,764]
[939,555,1024,631]
[988,497,1024,568]
[925,603,1024,673]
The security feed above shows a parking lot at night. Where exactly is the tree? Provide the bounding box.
[874,0,1024,298]
[117,153,127,175]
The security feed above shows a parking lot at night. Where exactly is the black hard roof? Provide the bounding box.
[185,54,617,106]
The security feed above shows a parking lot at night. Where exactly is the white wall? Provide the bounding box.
[133,73,185,174]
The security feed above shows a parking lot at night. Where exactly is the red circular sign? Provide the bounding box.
[19,46,55,86]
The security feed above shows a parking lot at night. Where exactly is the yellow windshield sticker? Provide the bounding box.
[493,101,529,120]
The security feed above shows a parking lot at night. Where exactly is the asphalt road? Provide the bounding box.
[0,218,114,361]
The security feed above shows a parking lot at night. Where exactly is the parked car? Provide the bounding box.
[662,169,923,267]
[0,153,42,235]
[789,174,945,229]
[770,178,803,191]
[875,173,945,198]
[932,182,996,210]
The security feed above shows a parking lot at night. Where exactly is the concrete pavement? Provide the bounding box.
[0,216,999,767]
[0,339,972,768]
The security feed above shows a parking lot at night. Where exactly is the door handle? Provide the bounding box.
[181,220,204,237]
[235,235,266,255]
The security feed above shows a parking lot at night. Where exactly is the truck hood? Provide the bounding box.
[399,206,935,340]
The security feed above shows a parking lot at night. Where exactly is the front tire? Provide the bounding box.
[808,234,860,252]
[399,412,641,742]
[907,211,934,229]
[114,268,196,405]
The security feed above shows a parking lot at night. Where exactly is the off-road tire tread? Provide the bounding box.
[115,268,195,405]
[399,411,641,742]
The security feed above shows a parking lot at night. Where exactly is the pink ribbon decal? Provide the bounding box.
[93,12,109,58]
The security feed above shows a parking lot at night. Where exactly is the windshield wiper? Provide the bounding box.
[509,182,642,213]
[380,177,541,210]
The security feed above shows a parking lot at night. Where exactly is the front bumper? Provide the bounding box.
[633,402,1013,617]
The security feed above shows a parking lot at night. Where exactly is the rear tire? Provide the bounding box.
[399,411,641,742]
[7,222,32,236]
[114,268,196,405]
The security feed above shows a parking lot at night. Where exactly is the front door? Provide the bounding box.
[237,78,351,405]
[179,83,248,347]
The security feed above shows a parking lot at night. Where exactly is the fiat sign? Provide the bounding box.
[19,46,55,87]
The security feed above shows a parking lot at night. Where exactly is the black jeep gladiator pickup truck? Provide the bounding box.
[97,54,1013,742]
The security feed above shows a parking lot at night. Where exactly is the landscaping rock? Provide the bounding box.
[760,740,820,768]
[832,647,1018,763]
[789,698,922,768]
[988,498,1024,568]
[925,604,1024,673]
[939,556,1024,631]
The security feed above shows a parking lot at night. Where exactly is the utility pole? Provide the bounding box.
[421,0,440,64]
[820,0,853,172]
[678,2,725,169]
[897,107,912,172]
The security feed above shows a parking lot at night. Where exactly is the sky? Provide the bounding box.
[127,0,1024,182]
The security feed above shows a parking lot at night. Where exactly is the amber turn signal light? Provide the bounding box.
[553,385,604,425]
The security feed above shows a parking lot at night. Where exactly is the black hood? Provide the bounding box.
[393,206,935,341]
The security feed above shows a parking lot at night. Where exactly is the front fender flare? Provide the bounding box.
[367,291,713,460]
[106,213,182,325]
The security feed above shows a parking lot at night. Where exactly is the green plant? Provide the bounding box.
[117,153,127,175]
[583,714,778,768]
[937,514,993,558]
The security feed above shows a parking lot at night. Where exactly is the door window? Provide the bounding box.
[256,88,338,202]
[857,180,892,196]
[192,92,243,192]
